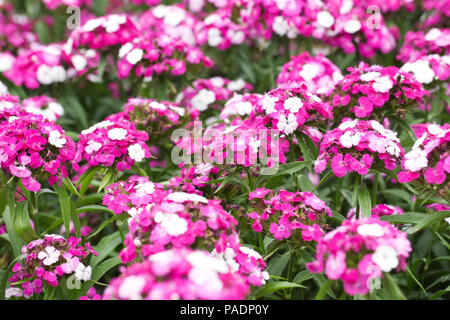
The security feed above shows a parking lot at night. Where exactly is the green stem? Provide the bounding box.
[314,279,333,300]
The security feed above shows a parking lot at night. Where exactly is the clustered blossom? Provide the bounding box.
[307,217,411,296]
[0,110,76,191]
[276,52,343,95]
[6,235,97,299]
[348,204,404,219]
[117,34,214,80]
[22,96,64,122]
[169,163,220,194]
[397,28,450,63]
[114,98,188,142]
[103,175,268,287]
[0,7,38,51]
[74,116,151,171]
[248,188,332,243]
[255,87,332,135]
[330,62,428,119]
[103,248,249,300]
[69,14,139,50]
[177,77,252,115]
[398,123,450,185]
[401,54,450,85]
[314,119,404,178]
[42,0,92,10]
[220,93,262,120]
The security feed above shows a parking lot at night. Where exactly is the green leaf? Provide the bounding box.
[90,231,122,268]
[298,175,314,192]
[62,177,79,197]
[267,251,290,277]
[97,169,114,193]
[357,183,371,218]
[13,201,39,242]
[53,184,72,238]
[77,166,98,196]
[2,206,23,259]
[86,214,122,241]
[406,211,450,234]
[78,257,121,299]
[380,212,428,224]
[76,205,113,215]
[382,273,406,300]
[255,281,306,298]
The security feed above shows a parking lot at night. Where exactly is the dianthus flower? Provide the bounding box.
[398,123,449,185]
[330,62,428,119]
[314,119,404,178]
[22,96,64,122]
[117,34,213,80]
[0,111,76,191]
[247,188,332,244]
[6,235,97,298]
[0,94,22,121]
[70,14,139,50]
[255,87,333,135]
[397,28,450,63]
[0,8,38,51]
[177,77,252,115]
[74,116,151,171]
[347,203,404,219]
[401,54,450,85]
[42,0,92,9]
[307,217,411,296]
[103,248,249,300]
[276,52,343,95]
[220,93,262,120]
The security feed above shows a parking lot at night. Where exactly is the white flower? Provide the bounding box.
[227,79,246,91]
[0,53,14,72]
[107,128,127,140]
[135,181,155,195]
[360,71,381,82]
[191,89,216,111]
[372,245,399,272]
[237,101,253,116]
[317,11,335,28]
[119,43,134,58]
[339,131,361,148]
[372,76,393,93]
[51,66,67,83]
[48,102,64,116]
[103,15,126,33]
[71,55,87,71]
[48,130,66,148]
[404,149,428,171]
[357,224,384,237]
[272,16,289,36]
[261,95,277,114]
[126,48,143,65]
[118,276,146,300]
[83,18,103,32]
[0,80,7,95]
[167,192,208,203]
[283,97,303,113]
[128,144,146,162]
[85,140,102,154]
[5,288,24,299]
[425,28,442,41]
[277,113,298,135]
[340,0,353,14]
[338,119,358,130]
[36,65,54,85]
[160,213,188,236]
[401,60,435,84]
[38,246,60,266]
[344,19,361,34]
[75,263,92,281]
[299,63,320,81]
[207,28,223,47]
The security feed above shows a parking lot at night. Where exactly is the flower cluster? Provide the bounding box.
[74,117,151,171]
[276,52,343,95]
[177,77,252,115]
[397,28,450,63]
[22,96,64,123]
[314,119,404,178]
[103,248,249,300]
[69,14,139,50]
[220,93,262,120]
[117,34,214,80]
[401,54,450,85]
[398,123,450,185]
[255,87,332,135]
[0,111,76,191]
[248,188,332,243]
[348,204,404,219]
[6,235,97,299]
[307,217,411,296]
[330,62,428,119]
